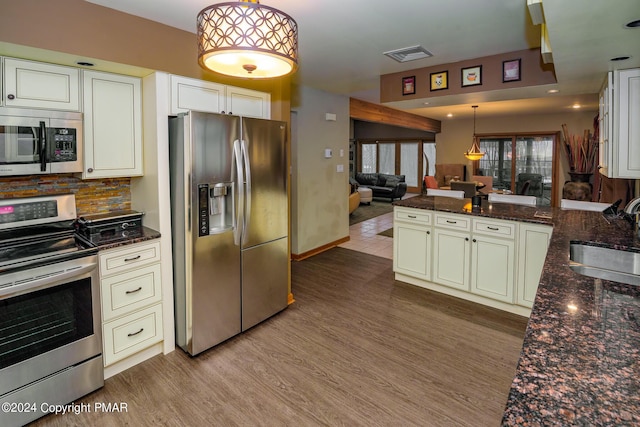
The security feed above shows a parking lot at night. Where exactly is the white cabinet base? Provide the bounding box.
[395,272,531,318]
[104,342,163,379]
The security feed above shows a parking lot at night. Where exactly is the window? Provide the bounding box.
[478,134,557,206]
[356,140,435,193]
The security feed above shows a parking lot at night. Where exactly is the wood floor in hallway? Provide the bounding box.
[31,247,528,427]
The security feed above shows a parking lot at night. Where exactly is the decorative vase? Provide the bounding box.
[568,172,592,183]
[563,172,593,201]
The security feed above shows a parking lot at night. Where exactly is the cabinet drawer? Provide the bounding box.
[103,303,163,366]
[100,241,161,276]
[472,218,517,239]
[101,263,162,321]
[434,213,471,231]
[395,208,431,226]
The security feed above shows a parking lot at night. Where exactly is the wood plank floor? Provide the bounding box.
[31,248,527,427]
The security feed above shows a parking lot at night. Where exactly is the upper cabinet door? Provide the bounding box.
[83,71,143,178]
[226,86,270,119]
[3,58,80,111]
[170,75,225,115]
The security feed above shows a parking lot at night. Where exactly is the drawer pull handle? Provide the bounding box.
[446,220,457,224]
[126,286,143,294]
[408,215,417,218]
[487,226,499,230]
[124,255,142,262]
[128,328,144,337]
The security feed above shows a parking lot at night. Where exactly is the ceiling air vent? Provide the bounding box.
[384,45,433,63]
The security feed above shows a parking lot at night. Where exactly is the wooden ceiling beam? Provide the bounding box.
[350,98,441,134]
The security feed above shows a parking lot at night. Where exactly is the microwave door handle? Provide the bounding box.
[38,121,47,171]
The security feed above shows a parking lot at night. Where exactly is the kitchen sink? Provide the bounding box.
[569,243,640,286]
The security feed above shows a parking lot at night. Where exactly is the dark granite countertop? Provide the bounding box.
[394,196,640,425]
[91,226,161,251]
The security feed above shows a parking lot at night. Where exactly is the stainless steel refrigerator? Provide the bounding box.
[169,111,289,356]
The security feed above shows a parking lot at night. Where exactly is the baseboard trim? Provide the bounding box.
[291,236,350,261]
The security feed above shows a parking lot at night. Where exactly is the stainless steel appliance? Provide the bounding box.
[76,210,144,244]
[0,194,103,427]
[169,111,288,355]
[0,107,83,176]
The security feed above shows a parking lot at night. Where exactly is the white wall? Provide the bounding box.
[291,86,350,255]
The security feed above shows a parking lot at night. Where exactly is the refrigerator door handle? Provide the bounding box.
[241,139,251,245]
[232,139,243,245]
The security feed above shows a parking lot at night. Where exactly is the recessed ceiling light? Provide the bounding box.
[447,113,453,118]
[423,102,430,105]
[625,19,640,28]
[572,104,581,109]
[611,56,631,62]
[547,89,559,94]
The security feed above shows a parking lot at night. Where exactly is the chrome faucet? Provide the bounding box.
[623,197,640,237]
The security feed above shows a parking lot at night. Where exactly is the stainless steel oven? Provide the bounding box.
[0,194,102,427]
[0,107,83,176]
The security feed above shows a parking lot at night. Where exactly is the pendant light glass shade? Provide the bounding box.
[464,105,485,160]
[197,0,298,78]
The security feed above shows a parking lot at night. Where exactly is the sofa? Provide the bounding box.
[354,172,407,201]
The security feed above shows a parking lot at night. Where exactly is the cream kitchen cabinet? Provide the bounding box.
[516,223,552,308]
[99,240,163,377]
[470,218,517,304]
[169,74,270,118]
[432,213,471,291]
[3,57,80,111]
[225,86,271,118]
[393,208,432,281]
[82,70,143,178]
[394,210,537,317]
[598,68,640,179]
[170,75,225,115]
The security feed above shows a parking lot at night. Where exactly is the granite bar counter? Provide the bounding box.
[393,195,640,426]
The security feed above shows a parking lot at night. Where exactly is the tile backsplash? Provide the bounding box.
[0,174,131,216]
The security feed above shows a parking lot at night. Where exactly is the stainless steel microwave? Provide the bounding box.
[0,107,83,176]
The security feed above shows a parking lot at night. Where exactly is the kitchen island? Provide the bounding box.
[393,195,640,426]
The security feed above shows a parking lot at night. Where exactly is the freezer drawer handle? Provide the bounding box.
[127,328,144,337]
[125,286,143,294]
[124,255,141,262]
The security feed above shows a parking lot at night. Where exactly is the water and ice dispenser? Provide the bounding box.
[198,182,234,236]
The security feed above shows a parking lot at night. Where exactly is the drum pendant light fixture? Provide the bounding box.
[464,105,485,161]
[197,0,298,78]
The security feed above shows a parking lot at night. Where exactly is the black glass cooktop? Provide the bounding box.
[0,222,96,273]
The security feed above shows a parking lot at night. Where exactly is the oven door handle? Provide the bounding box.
[0,262,96,299]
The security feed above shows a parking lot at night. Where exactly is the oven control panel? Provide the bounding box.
[0,200,58,224]
[0,194,76,230]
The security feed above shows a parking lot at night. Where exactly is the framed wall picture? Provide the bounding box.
[430,71,448,91]
[402,76,416,95]
[461,65,482,87]
[503,59,521,82]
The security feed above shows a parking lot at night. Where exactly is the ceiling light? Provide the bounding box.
[572,104,581,109]
[447,113,453,118]
[464,106,485,161]
[197,0,298,78]
[625,19,640,28]
[384,46,433,63]
[547,89,559,93]
[611,56,631,62]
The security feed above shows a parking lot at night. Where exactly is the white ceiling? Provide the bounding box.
[84,0,639,120]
